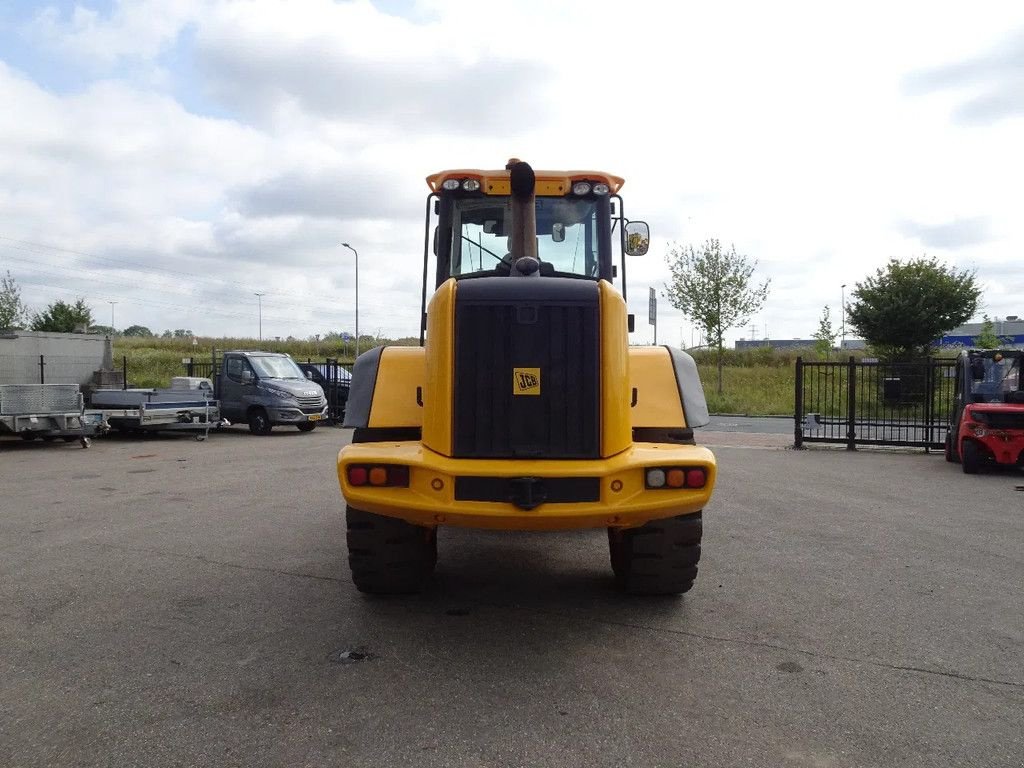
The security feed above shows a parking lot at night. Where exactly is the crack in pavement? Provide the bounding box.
[506,607,1024,692]
[82,541,346,584]
[79,542,1023,692]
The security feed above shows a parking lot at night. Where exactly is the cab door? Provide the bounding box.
[220,355,255,421]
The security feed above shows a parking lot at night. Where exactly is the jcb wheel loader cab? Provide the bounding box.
[337,160,717,595]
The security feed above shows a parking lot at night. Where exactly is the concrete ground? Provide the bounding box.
[1,427,1021,767]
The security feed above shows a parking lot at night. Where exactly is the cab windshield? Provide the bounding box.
[250,356,304,380]
[969,354,1022,401]
[450,197,600,278]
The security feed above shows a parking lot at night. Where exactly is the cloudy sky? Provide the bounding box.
[0,0,1021,345]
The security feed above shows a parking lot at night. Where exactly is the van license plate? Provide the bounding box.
[308,414,322,422]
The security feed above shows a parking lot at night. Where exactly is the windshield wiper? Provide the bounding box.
[461,235,510,266]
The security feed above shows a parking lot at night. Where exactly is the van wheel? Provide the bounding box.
[608,512,702,595]
[297,422,317,432]
[961,440,982,474]
[247,408,273,435]
[346,507,436,594]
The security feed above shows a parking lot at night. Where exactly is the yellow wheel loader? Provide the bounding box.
[337,160,716,595]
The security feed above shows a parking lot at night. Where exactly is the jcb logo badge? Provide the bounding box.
[513,368,541,396]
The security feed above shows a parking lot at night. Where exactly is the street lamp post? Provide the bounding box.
[254,292,265,341]
[108,301,117,333]
[341,243,360,358]
[840,284,846,350]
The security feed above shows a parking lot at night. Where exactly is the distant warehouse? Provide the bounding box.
[734,338,866,351]
[940,317,1024,348]
[731,316,1024,352]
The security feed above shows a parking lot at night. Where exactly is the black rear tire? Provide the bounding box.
[297,422,317,432]
[346,507,437,594]
[961,440,981,474]
[247,408,273,436]
[608,512,702,595]
[944,433,957,463]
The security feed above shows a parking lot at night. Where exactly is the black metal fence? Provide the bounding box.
[183,354,350,424]
[794,356,956,450]
[297,358,350,424]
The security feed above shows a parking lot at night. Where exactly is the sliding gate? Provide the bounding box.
[794,357,956,450]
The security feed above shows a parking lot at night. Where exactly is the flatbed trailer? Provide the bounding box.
[90,381,223,440]
[0,384,106,448]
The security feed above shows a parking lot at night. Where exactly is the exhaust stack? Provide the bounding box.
[506,159,540,276]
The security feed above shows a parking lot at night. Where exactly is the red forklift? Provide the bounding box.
[945,349,1024,473]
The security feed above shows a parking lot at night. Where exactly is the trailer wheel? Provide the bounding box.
[247,408,273,436]
[296,422,317,432]
[961,440,982,474]
[19,433,36,441]
[608,512,702,596]
[346,506,436,594]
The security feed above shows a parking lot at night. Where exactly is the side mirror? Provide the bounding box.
[551,223,565,243]
[241,370,254,384]
[305,371,313,380]
[625,221,650,256]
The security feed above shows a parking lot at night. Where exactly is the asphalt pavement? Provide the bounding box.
[705,415,793,434]
[1,427,1021,767]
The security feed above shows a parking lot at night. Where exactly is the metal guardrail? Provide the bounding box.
[794,356,956,450]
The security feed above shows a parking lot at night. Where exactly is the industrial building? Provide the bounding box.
[940,317,1024,348]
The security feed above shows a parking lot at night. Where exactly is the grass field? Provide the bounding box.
[114,336,819,416]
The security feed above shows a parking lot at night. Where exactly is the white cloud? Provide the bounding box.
[25,0,203,68]
[1,0,1022,343]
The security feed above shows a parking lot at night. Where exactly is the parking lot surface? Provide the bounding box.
[2,427,1022,767]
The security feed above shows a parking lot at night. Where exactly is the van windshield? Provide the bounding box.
[250,356,304,379]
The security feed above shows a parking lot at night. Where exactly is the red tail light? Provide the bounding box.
[347,464,409,488]
[645,465,708,490]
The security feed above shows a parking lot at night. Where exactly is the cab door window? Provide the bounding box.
[225,357,252,383]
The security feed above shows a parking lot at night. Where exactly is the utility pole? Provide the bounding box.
[840,284,847,350]
[341,243,360,358]
[254,292,265,341]
[108,301,117,333]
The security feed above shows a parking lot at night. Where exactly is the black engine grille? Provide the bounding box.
[452,278,600,459]
[976,410,1024,430]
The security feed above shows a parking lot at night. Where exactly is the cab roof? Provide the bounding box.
[426,168,625,196]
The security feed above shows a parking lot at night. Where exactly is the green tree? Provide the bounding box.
[973,315,1008,349]
[813,305,837,360]
[847,257,980,361]
[172,329,193,338]
[664,238,770,394]
[0,271,29,329]
[30,298,94,333]
[122,325,153,337]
